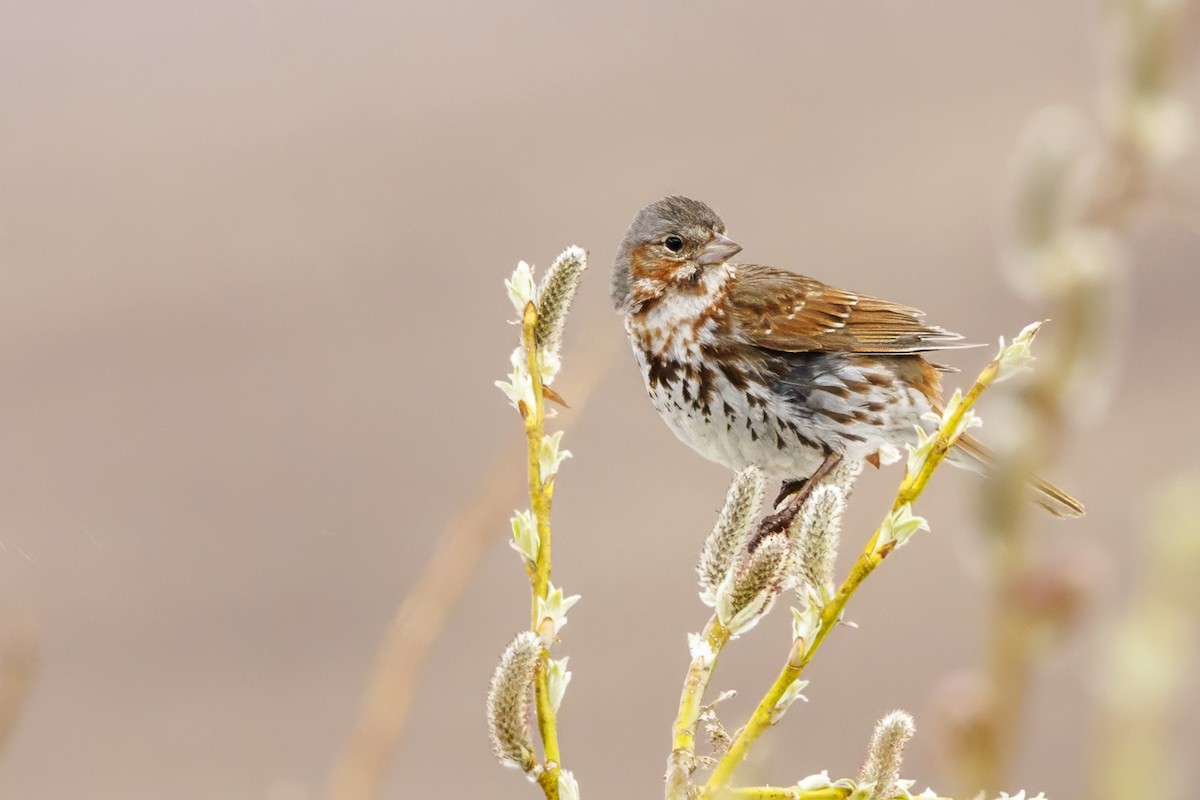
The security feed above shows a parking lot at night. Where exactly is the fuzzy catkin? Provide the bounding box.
[859,710,916,799]
[791,484,847,597]
[535,246,587,356]
[486,631,540,770]
[699,466,765,606]
[728,533,791,620]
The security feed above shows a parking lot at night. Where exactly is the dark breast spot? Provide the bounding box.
[815,408,856,425]
[695,365,716,412]
[717,361,749,391]
[813,383,852,400]
[645,355,682,389]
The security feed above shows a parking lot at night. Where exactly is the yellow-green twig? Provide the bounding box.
[892,365,994,512]
[523,302,553,621]
[726,787,954,800]
[521,302,562,799]
[667,616,733,800]
[728,788,849,800]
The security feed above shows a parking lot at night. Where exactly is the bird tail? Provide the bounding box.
[952,434,1085,518]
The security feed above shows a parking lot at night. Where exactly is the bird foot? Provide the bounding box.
[750,478,820,551]
[774,478,808,509]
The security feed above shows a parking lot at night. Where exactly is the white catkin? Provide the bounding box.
[698,467,765,606]
[859,710,916,799]
[535,246,587,356]
[791,484,846,597]
[729,534,791,618]
[486,631,540,769]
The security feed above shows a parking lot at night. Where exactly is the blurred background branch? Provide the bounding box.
[941,0,1200,794]
[323,450,521,800]
[0,615,38,759]
[1091,476,1200,800]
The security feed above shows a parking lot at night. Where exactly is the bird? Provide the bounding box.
[611,195,1083,518]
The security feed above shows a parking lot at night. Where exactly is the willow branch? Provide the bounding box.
[521,302,563,798]
[667,616,733,800]
[0,614,38,759]
[963,4,1195,780]
[326,312,612,800]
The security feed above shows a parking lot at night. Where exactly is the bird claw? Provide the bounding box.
[774,478,808,509]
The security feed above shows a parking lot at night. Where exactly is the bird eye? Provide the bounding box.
[664,235,684,252]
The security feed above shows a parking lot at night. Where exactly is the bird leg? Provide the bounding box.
[748,453,843,551]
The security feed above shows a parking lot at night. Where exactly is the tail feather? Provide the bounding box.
[953,434,1085,519]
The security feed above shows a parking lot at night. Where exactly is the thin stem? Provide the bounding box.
[521,301,561,798]
[727,788,848,800]
[895,369,993,509]
[666,617,732,800]
[524,303,552,620]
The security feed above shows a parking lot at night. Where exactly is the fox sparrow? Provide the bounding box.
[612,196,1083,518]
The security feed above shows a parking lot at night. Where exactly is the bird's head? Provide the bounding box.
[612,196,742,313]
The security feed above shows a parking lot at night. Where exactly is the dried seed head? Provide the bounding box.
[700,705,732,756]
[486,631,540,771]
[699,467,765,607]
[859,710,916,799]
[535,246,588,357]
[790,483,847,602]
[717,532,791,635]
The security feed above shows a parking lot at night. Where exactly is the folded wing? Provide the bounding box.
[729,264,972,355]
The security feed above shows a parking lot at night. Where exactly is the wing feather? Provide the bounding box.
[730,264,974,355]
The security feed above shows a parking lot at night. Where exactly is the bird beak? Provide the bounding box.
[697,231,742,265]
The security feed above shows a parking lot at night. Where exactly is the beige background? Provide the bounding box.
[2,2,1198,799]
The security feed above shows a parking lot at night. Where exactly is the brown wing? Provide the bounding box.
[729,263,972,355]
